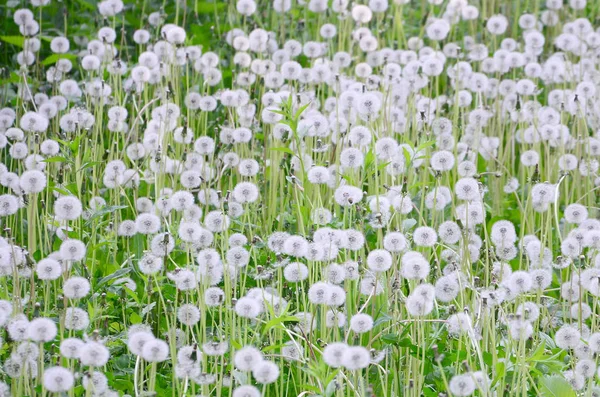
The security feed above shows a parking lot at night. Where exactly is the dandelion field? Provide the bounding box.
[3,0,600,396]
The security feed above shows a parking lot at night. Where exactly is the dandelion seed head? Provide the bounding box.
[449,374,476,396]
[234,346,263,371]
[63,276,91,299]
[141,339,169,362]
[43,367,74,393]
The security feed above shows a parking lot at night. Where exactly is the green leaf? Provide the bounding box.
[364,160,390,180]
[69,133,84,153]
[141,302,156,316]
[0,36,25,48]
[477,153,487,174]
[49,185,73,196]
[294,102,311,120]
[72,0,95,10]
[77,161,103,172]
[0,72,21,85]
[269,147,294,156]
[363,149,375,169]
[402,218,417,231]
[85,205,128,226]
[373,312,392,327]
[298,384,321,394]
[194,2,227,13]
[262,343,285,352]
[270,109,289,119]
[41,53,78,66]
[482,351,494,367]
[538,375,576,397]
[539,332,557,349]
[416,139,436,152]
[495,361,505,378]
[423,388,438,397]
[325,379,338,397]
[527,340,547,362]
[129,312,142,324]
[63,182,80,196]
[42,156,71,163]
[189,23,231,46]
[96,268,132,288]
[230,340,243,350]
[232,370,248,386]
[381,334,414,348]
[262,315,298,334]
[401,147,412,164]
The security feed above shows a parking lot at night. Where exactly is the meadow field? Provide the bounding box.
[1,0,600,396]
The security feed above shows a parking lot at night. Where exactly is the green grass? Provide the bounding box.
[1,0,600,396]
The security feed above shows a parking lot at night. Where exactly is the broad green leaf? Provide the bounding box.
[527,340,547,362]
[294,101,311,120]
[402,146,412,164]
[141,302,156,316]
[50,185,73,196]
[195,2,227,13]
[325,380,338,397]
[538,375,576,397]
[72,0,95,10]
[85,205,128,226]
[129,312,142,324]
[402,218,417,231]
[0,36,25,48]
[41,53,78,66]
[373,312,392,327]
[97,268,132,288]
[0,72,21,85]
[416,139,436,151]
[262,315,298,334]
[42,156,71,163]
